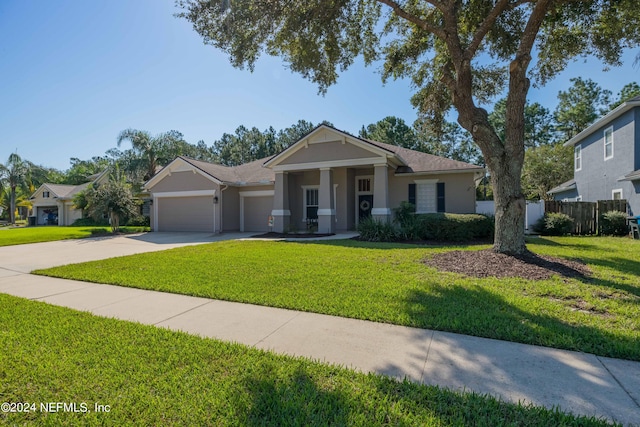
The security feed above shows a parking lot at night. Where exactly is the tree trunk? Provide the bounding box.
[488,157,526,254]
[110,211,119,233]
[10,187,16,224]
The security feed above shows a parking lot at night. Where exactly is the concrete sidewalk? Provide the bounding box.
[0,233,638,425]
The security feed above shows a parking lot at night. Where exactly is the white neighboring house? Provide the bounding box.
[29,172,107,226]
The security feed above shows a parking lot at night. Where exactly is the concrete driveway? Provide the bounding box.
[0,232,252,274]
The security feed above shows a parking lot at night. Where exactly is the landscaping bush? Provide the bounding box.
[71,217,108,226]
[541,213,574,236]
[357,216,398,242]
[125,215,150,227]
[393,202,422,240]
[416,213,494,242]
[600,210,628,236]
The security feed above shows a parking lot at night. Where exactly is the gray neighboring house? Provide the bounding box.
[549,96,640,215]
[145,125,484,233]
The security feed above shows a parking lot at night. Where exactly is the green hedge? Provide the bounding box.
[415,213,494,242]
[357,203,494,243]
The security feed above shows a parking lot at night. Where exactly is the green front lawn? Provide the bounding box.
[0,226,149,246]
[35,236,640,361]
[0,294,611,426]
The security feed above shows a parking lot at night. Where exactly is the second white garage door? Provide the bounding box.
[157,196,214,232]
[243,196,273,232]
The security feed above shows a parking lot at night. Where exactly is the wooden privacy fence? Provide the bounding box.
[544,199,628,235]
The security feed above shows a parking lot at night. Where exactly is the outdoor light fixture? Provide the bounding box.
[213,196,219,204]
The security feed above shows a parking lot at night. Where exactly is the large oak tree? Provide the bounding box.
[177,0,640,254]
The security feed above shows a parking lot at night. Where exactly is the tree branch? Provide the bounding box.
[376,0,447,40]
[466,0,512,59]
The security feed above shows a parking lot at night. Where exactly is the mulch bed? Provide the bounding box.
[424,249,591,280]
[251,232,335,239]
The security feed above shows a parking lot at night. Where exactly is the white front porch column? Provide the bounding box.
[318,168,335,233]
[271,171,290,233]
[372,163,391,222]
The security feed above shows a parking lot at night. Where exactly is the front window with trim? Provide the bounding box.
[415,180,438,214]
[604,127,614,160]
[303,187,319,220]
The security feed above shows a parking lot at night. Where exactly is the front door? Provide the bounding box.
[358,194,373,220]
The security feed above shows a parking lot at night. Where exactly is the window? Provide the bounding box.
[357,178,371,193]
[303,187,319,220]
[574,145,581,171]
[43,191,50,198]
[604,127,614,160]
[612,189,623,200]
[411,180,445,213]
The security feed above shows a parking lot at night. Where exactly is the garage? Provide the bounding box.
[242,196,273,232]
[157,196,214,232]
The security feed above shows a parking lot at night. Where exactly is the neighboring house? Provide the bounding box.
[30,171,108,226]
[145,125,483,233]
[549,96,640,215]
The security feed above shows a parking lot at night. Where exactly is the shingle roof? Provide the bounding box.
[44,183,90,199]
[179,156,275,184]
[365,139,482,173]
[621,169,640,182]
[547,179,576,195]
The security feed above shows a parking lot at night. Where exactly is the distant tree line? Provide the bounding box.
[2,80,639,223]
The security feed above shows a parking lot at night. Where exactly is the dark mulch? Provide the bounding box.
[424,249,591,280]
[251,232,335,239]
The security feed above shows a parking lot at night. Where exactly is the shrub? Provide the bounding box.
[72,217,108,226]
[357,217,398,242]
[542,213,574,236]
[600,210,628,236]
[393,202,421,240]
[416,213,494,242]
[125,215,150,227]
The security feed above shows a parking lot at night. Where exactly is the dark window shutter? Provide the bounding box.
[408,184,416,205]
[437,182,445,212]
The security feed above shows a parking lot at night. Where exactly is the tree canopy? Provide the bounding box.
[177,0,640,254]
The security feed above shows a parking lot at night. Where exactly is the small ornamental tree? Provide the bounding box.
[80,171,140,233]
[177,0,640,255]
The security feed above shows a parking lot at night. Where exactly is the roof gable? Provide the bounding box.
[264,125,403,170]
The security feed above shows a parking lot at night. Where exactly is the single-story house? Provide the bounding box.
[144,125,484,233]
[30,171,108,226]
[30,183,90,226]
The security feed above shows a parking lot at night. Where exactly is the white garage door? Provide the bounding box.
[243,196,273,232]
[157,196,214,232]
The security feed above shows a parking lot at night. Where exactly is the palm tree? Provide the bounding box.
[0,153,29,224]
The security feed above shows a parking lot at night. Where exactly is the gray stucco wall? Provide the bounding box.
[150,171,215,193]
[389,172,477,214]
[279,141,378,165]
[572,108,639,214]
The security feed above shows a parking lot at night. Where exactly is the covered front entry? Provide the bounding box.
[156,196,214,232]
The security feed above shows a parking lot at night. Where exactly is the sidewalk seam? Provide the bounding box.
[595,355,640,410]
[27,283,100,301]
[419,330,436,383]
[253,311,302,347]
[152,301,215,326]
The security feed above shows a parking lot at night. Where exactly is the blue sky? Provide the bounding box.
[1,0,638,171]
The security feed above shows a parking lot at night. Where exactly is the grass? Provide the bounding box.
[35,236,640,361]
[0,294,613,426]
[0,226,149,246]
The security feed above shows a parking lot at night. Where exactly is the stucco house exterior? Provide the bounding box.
[30,171,108,226]
[145,125,483,233]
[549,96,640,215]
